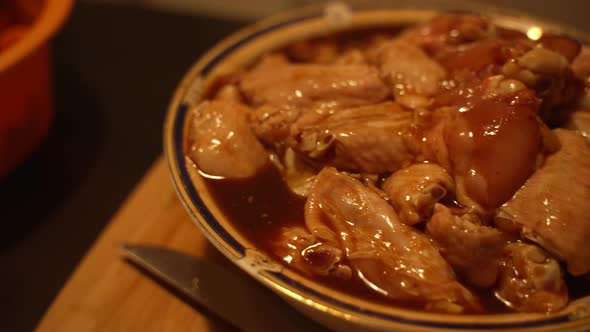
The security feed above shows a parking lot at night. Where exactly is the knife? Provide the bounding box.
[121,244,329,332]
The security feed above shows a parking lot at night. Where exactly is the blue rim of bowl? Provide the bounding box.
[165,9,584,330]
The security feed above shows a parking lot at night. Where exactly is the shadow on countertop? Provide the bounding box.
[0,2,246,331]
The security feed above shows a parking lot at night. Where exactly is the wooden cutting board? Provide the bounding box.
[36,157,239,332]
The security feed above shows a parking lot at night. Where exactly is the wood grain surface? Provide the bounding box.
[36,157,239,332]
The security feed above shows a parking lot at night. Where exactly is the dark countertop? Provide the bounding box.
[1,1,590,331]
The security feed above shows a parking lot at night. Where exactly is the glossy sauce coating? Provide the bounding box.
[205,168,500,312]
[432,80,542,209]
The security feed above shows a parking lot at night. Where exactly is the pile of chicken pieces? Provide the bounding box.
[187,14,590,314]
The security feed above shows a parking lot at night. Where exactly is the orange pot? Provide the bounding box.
[0,0,72,178]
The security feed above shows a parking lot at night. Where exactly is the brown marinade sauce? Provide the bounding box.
[204,168,509,313]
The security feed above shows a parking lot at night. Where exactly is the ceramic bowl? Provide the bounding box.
[164,2,590,331]
[0,0,73,178]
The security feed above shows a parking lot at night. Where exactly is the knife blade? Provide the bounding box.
[121,244,329,332]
